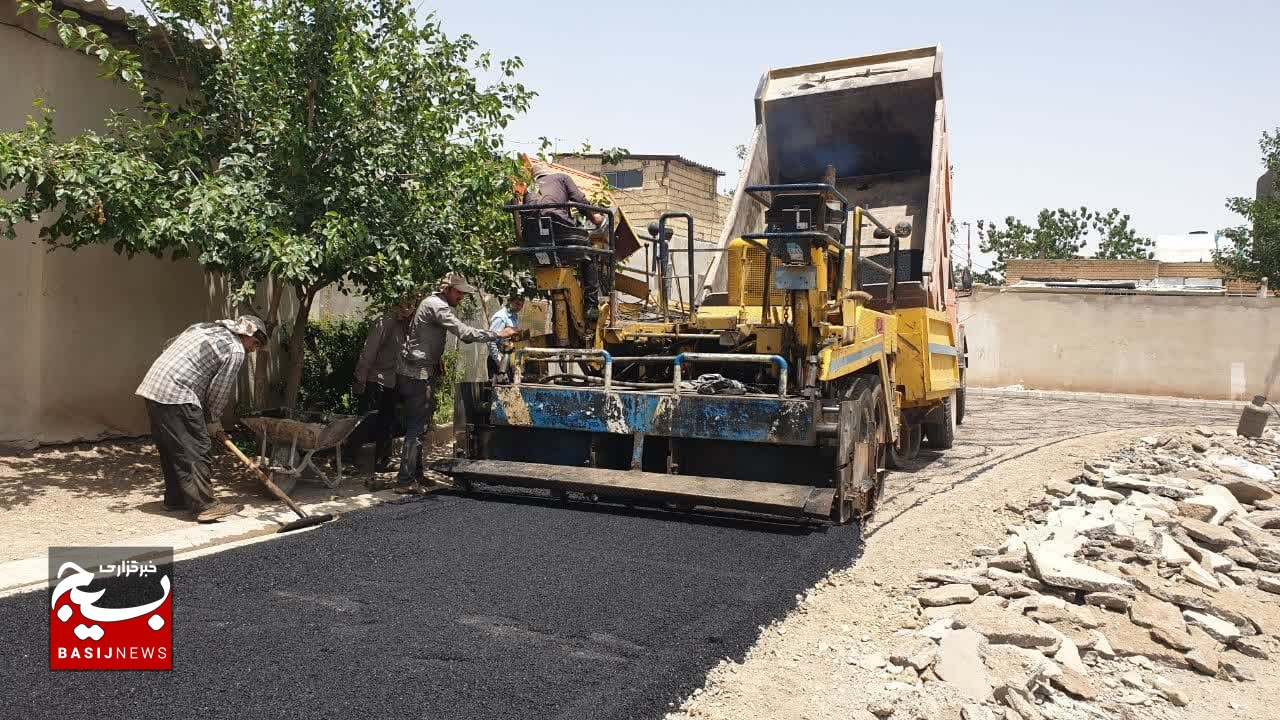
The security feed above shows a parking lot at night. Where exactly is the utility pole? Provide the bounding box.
[962,221,972,275]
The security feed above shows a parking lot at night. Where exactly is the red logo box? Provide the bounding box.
[48,547,173,671]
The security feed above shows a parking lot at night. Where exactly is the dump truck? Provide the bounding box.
[437,45,965,524]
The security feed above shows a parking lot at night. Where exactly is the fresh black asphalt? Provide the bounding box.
[2,491,859,719]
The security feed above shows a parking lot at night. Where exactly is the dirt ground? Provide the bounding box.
[670,396,1273,720]
[0,435,450,563]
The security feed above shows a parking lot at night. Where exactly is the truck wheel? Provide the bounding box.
[887,422,921,468]
[833,384,879,524]
[923,397,956,449]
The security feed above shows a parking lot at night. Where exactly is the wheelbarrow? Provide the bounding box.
[238,409,367,495]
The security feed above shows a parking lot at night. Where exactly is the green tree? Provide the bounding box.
[977,207,1153,275]
[0,0,532,408]
[1214,128,1280,284]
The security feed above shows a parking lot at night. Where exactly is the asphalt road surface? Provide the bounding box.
[0,395,1242,719]
[2,490,858,719]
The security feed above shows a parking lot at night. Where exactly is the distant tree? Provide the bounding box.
[1214,128,1280,284]
[977,207,1153,275]
[1091,208,1155,260]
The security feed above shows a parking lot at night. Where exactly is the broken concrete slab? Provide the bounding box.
[1129,596,1184,631]
[1227,518,1278,549]
[953,597,1061,652]
[1207,453,1277,483]
[1084,592,1131,612]
[919,569,994,594]
[1185,648,1219,676]
[1231,635,1271,659]
[1247,510,1280,529]
[1226,546,1261,567]
[1102,476,1196,500]
[1182,485,1246,524]
[1075,485,1124,503]
[1220,478,1276,504]
[1221,653,1256,681]
[936,628,992,702]
[1150,625,1196,651]
[1028,544,1132,593]
[1177,517,1244,549]
[918,584,979,607]
[1096,613,1187,668]
[986,567,1042,591]
[890,637,938,672]
[1159,533,1194,566]
[1184,610,1241,643]
[1049,667,1099,700]
[982,642,1060,691]
[986,554,1026,572]
[1044,480,1075,498]
[1176,502,1216,523]
[1181,562,1222,590]
[1052,636,1087,674]
[1259,574,1280,595]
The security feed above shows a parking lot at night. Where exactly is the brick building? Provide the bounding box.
[1003,258,1267,295]
[555,153,732,293]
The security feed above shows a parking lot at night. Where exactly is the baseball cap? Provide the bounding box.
[440,273,478,294]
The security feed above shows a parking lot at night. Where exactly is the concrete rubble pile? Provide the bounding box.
[873,427,1280,719]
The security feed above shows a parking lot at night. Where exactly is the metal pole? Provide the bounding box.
[963,221,972,276]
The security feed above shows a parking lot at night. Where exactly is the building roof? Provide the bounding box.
[561,153,724,177]
[58,0,132,26]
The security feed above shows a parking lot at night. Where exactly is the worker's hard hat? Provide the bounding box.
[529,161,552,178]
[439,273,479,294]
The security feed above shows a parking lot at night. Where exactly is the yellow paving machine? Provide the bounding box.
[437,46,966,524]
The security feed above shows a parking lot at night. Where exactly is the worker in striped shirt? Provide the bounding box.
[135,316,269,522]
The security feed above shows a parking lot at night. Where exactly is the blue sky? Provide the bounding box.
[116,1,1279,271]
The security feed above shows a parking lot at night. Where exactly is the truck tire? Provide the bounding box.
[923,397,956,450]
[832,384,878,525]
[887,422,921,469]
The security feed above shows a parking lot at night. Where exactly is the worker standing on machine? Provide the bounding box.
[518,161,608,333]
[487,295,525,382]
[394,273,518,493]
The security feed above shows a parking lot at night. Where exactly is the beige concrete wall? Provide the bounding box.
[0,7,287,446]
[959,288,1280,400]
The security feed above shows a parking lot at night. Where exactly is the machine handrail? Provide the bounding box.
[656,212,697,316]
[513,348,613,392]
[672,353,789,397]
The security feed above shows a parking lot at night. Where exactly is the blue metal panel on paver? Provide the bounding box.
[490,387,815,445]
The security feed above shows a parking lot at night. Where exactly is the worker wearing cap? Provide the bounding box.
[135,316,269,522]
[395,274,518,492]
[521,162,607,329]
[347,293,419,472]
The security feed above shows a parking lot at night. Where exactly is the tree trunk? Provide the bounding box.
[282,284,319,410]
[251,279,285,409]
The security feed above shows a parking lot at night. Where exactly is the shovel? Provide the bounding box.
[217,432,336,533]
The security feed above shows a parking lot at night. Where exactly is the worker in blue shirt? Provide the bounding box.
[487,296,525,381]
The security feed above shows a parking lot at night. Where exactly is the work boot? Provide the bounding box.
[194,502,244,523]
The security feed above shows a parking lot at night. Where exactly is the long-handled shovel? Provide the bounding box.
[217,432,336,533]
